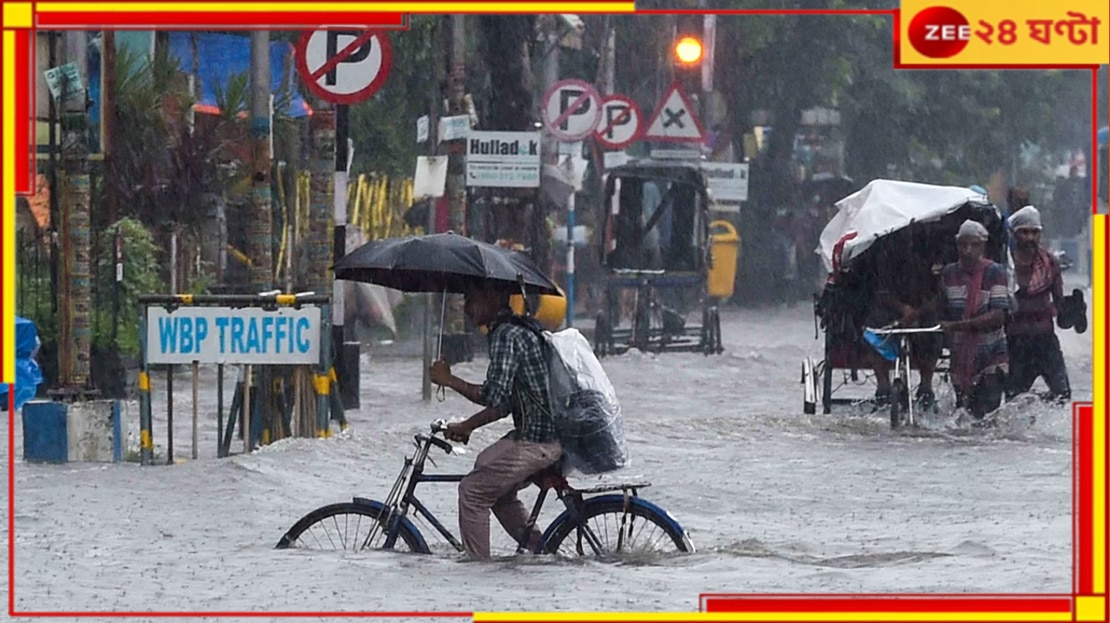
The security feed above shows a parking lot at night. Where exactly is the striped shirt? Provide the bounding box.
[940,260,1010,387]
[479,312,558,444]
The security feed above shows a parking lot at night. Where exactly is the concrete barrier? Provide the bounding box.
[22,400,126,463]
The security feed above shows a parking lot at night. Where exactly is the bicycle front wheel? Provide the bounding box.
[275,500,430,553]
[537,495,694,558]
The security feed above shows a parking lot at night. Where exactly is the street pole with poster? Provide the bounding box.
[541,79,603,328]
[296,28,393,419]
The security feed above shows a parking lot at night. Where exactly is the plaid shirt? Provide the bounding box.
[479,312,558,443]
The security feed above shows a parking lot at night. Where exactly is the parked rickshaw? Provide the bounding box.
[802,180,1009,416]
[592,160,726,357]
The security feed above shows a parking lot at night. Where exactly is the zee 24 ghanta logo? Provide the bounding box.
[907,5,1101,59]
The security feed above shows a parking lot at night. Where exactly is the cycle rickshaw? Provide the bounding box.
[592,160,724,357]
[802,180,1009,423]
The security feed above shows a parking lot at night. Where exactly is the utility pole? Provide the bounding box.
[56,30,92,396]
[422,18,445,401]
[247,31,273,451]
[333,104,358,413]
[248,31,274,294]
[441,14,470,364]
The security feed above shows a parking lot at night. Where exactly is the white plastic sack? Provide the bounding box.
[544,328,627,475]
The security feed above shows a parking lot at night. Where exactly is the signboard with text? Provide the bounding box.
[145,306,322,365]
[465,131,541,188]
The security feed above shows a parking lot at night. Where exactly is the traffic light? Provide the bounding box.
[672,17,703,93]
[674,35,703,65]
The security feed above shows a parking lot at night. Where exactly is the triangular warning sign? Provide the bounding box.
[643,81,706,143]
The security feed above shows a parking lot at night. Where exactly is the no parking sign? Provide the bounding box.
[295,28,392,105]
[542,79,603,142]
[594,95,643,150]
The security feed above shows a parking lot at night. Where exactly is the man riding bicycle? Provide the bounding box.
[429,281,562,560]
[860,229,944,411]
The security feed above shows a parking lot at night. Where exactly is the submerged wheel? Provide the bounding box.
[537,495,694,558]
[275,500,429,553]
[702,306,723,355]
[802,358,817,415]
[889,379,908,429]
[594,313,611,358]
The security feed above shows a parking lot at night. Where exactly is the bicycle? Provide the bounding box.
[863,324,945,429]
[275,419,695,559]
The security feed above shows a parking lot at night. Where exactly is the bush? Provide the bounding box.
[92,217,163,359]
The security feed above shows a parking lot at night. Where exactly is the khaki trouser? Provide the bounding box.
[458,436,562,559]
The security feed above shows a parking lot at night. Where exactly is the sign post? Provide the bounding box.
[541,80,603,327]
[296,28,393,414]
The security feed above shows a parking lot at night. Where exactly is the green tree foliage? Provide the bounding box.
[347,16,441,177]
[92,218,163,358]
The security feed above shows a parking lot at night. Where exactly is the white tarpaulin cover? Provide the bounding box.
[817,179,990,273]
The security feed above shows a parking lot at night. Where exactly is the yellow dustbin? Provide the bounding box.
[708,220,741,298]
[511,286,567,332]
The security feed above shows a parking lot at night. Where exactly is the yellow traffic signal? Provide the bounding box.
[674,36,703,65]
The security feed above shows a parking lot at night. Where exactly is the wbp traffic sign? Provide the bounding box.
[296,28,392,105]
[594,95,642,150]
[542,79,603,142]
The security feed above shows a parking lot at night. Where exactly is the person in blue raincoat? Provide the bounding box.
[1,316,44,411]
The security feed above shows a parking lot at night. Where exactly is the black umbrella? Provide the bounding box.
[333,232,562,296]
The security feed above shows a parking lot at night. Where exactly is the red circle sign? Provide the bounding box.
[593,95,642,150]
[295,28,392,105]
[907,6,971,59]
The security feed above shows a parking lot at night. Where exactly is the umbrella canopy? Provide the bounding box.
[333,232,563,296]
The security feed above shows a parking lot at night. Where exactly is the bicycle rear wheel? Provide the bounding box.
[275,500,430,553]
[537,495,694,558]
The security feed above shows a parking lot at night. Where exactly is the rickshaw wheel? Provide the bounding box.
[889,378,908,429]
[702,307,722,355]
[594,313,611,358]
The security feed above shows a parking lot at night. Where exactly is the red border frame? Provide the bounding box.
[6,3,1107,619]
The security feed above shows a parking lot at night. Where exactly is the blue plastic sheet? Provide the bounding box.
[863,328,899,363]
[2,317,44,411]
[166,32,310,118]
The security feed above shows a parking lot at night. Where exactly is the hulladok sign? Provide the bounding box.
[700,162,750,203]
[466,131,541,188]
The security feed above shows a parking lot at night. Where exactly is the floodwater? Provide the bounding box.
[5,284,1092,621]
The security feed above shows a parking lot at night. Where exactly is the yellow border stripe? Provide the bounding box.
[2,31,16,385]
[1077,596,1106,622]
[475,613,1071,622]
[3,3,33,28]
[36,2,636,13]
[1093,214,1106,594]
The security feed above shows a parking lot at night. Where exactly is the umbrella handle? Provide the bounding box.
[437,288,447,360]
[516,274,530,315]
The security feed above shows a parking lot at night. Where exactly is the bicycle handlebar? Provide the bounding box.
[414,420,455,455]
[866,324,943,335]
